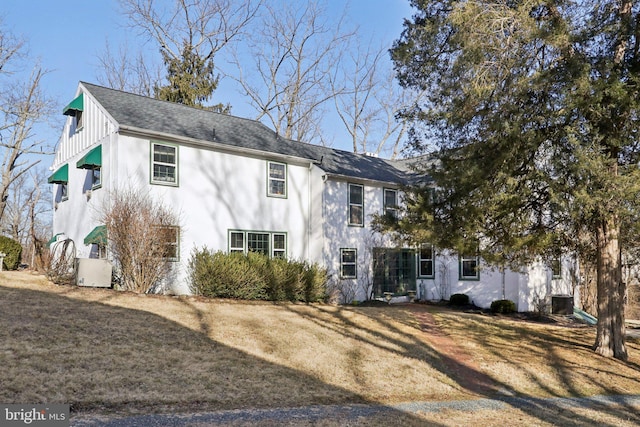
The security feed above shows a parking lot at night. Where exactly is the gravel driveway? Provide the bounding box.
[71,394,640,426]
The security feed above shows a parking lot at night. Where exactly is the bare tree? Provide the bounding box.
[0,22,55,225]
[0,67,54,222]
[330,42,383,153]
[2,168,51,270]
[98,0,261,100]
[331,43,425,158]
[101,187,180,293]
[95,39,161,96]
[229,0,355,144]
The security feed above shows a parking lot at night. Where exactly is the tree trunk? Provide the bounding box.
[593,214,627,360]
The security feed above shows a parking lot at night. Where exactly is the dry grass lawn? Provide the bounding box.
[1,271,639,426]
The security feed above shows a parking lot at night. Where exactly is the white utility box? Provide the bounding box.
[76,258,112,288]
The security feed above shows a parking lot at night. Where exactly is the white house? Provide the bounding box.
[48,82,577,311]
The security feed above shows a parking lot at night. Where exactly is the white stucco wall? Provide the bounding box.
[419,253,578,312]
[51,87,116,261]
[51,84,578,311]
[322,179,399,302]
[52,87,325,295]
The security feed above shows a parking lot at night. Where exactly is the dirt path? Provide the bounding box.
[409,306,500,395]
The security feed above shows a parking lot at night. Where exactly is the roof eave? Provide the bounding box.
[116,124,316,166]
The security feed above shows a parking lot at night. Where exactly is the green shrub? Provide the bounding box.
[491,299,516,314]
[0,236,22,270]
[188,248,327,302]
[449,293,470,306]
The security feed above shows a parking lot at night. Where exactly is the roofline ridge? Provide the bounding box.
[79,81,266,124]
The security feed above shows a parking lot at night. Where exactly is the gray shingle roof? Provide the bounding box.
[81,82,420,185]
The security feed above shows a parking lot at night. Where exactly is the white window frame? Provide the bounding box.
[267,161,287,198]
[460,253,480,280]
[229,231,245,253]
[340,248,357,279]
[152,225,180,261]
[348,183,364,226]
[60,183,68,202]
[75,110,84,131]
[551,257,562,279]
[418,244,435,278]
[383,188,398,218]
[228,230,287,258]
[151,142,178,186]
[91,167,101,190]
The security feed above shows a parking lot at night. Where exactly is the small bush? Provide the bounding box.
[0,236,22,270]
[189,248,327,302]
[449,293,470,306]
[491,299,516,314]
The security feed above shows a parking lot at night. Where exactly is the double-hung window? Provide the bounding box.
[551,257,562,278]
[384,188,398,218]
[341,248,357,278]
[418,244,435,278]
[228,230,287,258]
[267,161,287,197]
[151,142,178,185]
[348,183,364,226]
[460,252,480,280]
[155,226,180,261]
[91,167,101,189]
[60,184,68,201]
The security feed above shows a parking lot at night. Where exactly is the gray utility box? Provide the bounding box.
[76,258,112,288]
[551,295,574,315]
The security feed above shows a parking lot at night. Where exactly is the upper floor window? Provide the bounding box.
[60,183,68,201]
[267,161,287,197]
[91,167,101,189]
[418,244,435,278]
[460,252,480,280]
[151,142,178,186]
[384,188,398,218]
[348,183,364,226]
[63,93,84,132]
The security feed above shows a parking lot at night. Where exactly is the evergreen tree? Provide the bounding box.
[389,0,639,360]
[154,44,229,113]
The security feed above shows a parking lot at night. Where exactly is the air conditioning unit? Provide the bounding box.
[76,258,112,288]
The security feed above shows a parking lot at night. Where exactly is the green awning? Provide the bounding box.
[84,225,107,246]
[76,145,102,169]
[47,164,69,184]
[63,94,83,116]
[46,233,63,248]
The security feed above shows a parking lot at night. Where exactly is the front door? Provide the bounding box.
[373,248,416,297]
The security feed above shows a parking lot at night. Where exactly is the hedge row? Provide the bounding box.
[188,248,327,302]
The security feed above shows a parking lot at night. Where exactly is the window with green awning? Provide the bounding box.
[46,233,64,247]
[63,94,83,116]
[76,145,102,169]
[48,164,69,184]
[84,225,107,246]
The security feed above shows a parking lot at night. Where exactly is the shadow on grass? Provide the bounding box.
[0,285,433,425]
[283,303,640,427]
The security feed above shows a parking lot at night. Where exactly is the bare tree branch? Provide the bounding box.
[0,65,55,222]
[228,0,355,143]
